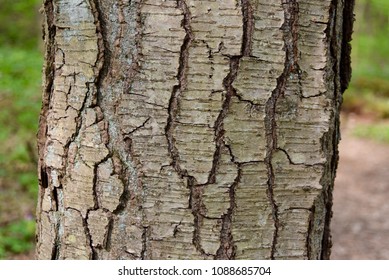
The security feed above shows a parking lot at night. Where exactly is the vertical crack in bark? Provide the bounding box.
[208,57,239,184]
[83,0,109,258]
[340,0,355,93]
[209,1,254,259]
[320,2,336,260]
[321,0,354,259]
[38,0,56,168]
[141,226,149,260]
[93,0,146,259]
[93,0,142,209]
[90,0,110,105]
[241,0,254,56]
[306,205,315,259]
[92,164,101,209]
[165,0,193,177]
[111,155,131,215]
[38,0,58,259]
[116,1,145,220]
[40,167,49,190]
[164,0,211,257]
[104,217,114,251]
[321,174,334,260]
[320,0,348,260]
[207,57,240,258]
[84,210,97,259]
[52,186,59,211]
[49,186,63,259]
[215,159,241,260]
[327,0,339,106]
[57,207,92,259]
[264,0,299,259]
[51,217,60,260]
[209,0,254,185]
[189,180,210,257]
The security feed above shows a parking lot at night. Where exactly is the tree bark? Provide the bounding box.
[36,0,354,259]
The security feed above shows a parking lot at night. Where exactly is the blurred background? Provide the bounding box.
[0,0,42,259]
[0,0,388,259]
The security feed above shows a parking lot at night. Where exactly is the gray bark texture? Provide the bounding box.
[36,0,354,259]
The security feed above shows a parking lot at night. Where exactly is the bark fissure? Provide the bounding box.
[306,205,315,259]
[104,217,114,250]
[38,0,59,260]
[207,1,254,258]
[141,226,149,260]
[40,167,49,189]
[320,0,340,260]
[340,0,355,93]
[320,0,354,259]
[241,0,254,56]
[52,187,59,211]
[51,219,60,260]
[189,180,209,257]
[204,57,240,257]
[163,0,212,257]
[277,148,324,167]
[215,162,241,260]
[112,157,131,215]
[77,0,109,258]
[264,0,300,259]
[165,0,194,177]
[208,57,239,185]
[89,0,146,259]
[38,0,56,164]
[90,0,110,105]
[84,210,97,259]
[208,0,254,185]
[123,117,151,137]
[173,220,183,238]
[62,207,93,259]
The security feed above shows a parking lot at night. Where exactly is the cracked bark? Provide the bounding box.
[165,0,193,178]
[264,0,300,259]
[37,0,353,259]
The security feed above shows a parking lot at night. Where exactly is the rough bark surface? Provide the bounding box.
[37,0,353,259]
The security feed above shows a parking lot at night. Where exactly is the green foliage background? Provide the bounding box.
[0,0,42,258]
[0,0,388,259]
[344,0,389,120]
[0,0,41,49]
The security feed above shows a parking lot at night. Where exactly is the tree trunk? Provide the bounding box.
[36,0,354,260]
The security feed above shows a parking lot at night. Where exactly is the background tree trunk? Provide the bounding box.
[36,0,354,259]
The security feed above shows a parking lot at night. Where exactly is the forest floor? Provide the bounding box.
[331,114,389,259]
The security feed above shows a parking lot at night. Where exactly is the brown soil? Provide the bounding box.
[331,115,389,259]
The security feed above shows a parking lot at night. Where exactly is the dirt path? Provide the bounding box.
[331,116,389,259]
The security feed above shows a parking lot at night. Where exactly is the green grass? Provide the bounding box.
[343,0,389,120]
[353,123,389,144]
[0,0,42,49]
[0,47,42,197]
[345,82,389,118]
[342,0,389,143]
[0,219,35,259]
[0,0,43,260]
[0,46,42,259]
